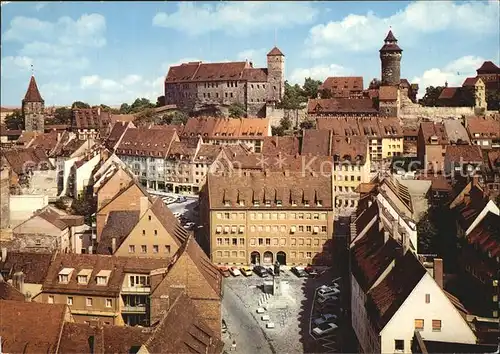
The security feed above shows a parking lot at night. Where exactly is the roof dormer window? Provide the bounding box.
[291,200,297,207]
[265,200,271,207]
[224,200,231,207]
[77,269,92,284]
[317,200,323,207]
[276,200,282,207]
[239,200,245,207]
[96,270,111,286]
[58,268,74,284]
[253,200,260,207]
[304,200,310,207]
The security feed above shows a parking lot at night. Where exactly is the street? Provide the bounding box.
[222,282,274,354]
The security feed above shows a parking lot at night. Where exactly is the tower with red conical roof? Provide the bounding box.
[380,30,403,86]
[266,46,285,102]
[22,75,45,132]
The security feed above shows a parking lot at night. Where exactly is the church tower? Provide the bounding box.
[266,46,285,102]
[22,75,45,132]
[380,30,402,86]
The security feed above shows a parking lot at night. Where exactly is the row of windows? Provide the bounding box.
[249,98,266,103]
[334,175,362,182]
[48,295,113,308]
[334,164,363,172]
[414,319,442,331]
[335,198,358,208]
[214,250,314,258]
[128,245,171,254]
[217,212,329,221]
[215,224,328,234]
[249,237,323,246]
[203,92,234,99]
[335,186,358,193]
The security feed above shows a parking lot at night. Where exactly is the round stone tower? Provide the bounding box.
[380,30,402,86]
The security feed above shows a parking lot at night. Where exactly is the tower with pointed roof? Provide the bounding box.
[22,75,45,132]
[266,46,285,102]
[380,30,403,86]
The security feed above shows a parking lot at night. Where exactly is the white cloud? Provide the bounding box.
[306,1,499,58]
[412,55,485,97]
[237,48,266,67]
[153,2,318,36]
[2,13,106,75]
[288,64,351,85]
[79,74,164,106]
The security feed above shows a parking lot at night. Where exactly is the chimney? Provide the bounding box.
[140,196,149,216]
[12,271,25,294]
[0,248,6,261]
[111,237,117,254]
[433,258,444,289]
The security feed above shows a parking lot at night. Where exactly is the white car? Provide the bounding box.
[318,287,340,298]
[229,267,241,276]
[317,295,338,304]
[313,314,337,326]
[312,322,338,336]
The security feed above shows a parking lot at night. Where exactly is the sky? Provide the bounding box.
[1,1,498,107]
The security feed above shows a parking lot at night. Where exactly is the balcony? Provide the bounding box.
[121,286,151,294]
[122,305,147,313]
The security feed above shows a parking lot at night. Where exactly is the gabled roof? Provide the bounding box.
[438,87,459,100]
[22,76,44,103]
[476,60,500,74]
[308,98,377,114]
[0,300,67,353]
[320,76,364,92]
[462,77,481,87]
[384,30,397,42]
[149,198,190,247]
[143,292,224,353]
[367,251,427,331]
[445,145,483,163]
[96,210,141,255]
[267,46,284,56]
[262,136,300,156]
[0,280,25,301]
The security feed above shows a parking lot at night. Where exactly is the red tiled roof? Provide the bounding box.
[262,136,300,156]
[267,46,284,56]
[462,77,481,87]
[166,61,249,82]
[301,130,331,155]
[242,68,268,82]
[2,147,52,175]
[384,30,397,42]
[445,145,483,163]
[438,87,459,100]
[0,252,53,284]
[0,281,25,301]
[22,76,44,103]
[467,212,500,257]
[72,108,111,130]
[420,122,449,145]
[320,77,364,92]
[308,98,377,114]
[367,252,426,331]
[116,127,177,157]
[487,149,500,170]
[476,61,500,74]
[467,116,500,137]
[400,79,411,88]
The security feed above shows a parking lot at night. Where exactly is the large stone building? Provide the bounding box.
[200,170,334,266]
[164,47,285,117]
[22,75,45,133]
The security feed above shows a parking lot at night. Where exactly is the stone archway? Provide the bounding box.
[276,251,286,266]
[250,251,261,265]
[263,251,273,264]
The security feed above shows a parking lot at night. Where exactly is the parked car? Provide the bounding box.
[318,287,340,298]
[312,322,338,336]
[291,266,308,278]
[266,267,275,276]
[313,314,337,326]
[253,265,268,277]
[240,266,253,277]
[229,267,241,276]
[177,196,187,203]
[219,266,231,277]
[317,295,338,304]
[305,266,318,276]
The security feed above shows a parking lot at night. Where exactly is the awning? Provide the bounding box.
[313,226,319,234]
[290,226,296,233]
[216,226,222,233]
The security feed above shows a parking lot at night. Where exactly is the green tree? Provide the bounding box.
[300,119,315,130]
[417,210,439,254]
[280,116,292,131]
[271,125,285,136]
[419,86,444,107]
[486,89,500,110]
[119,103,131,114]
[228,102,247,118]
[302,77,322,99]
[71,101,90,109]
[135,108,155,122]
[368,78,381,89]
[130,98,155,113]
[50,107,73,125]
[318,88,332,99]
[4,109,24,130]
[170,110,189,125]
[279,81,307,110]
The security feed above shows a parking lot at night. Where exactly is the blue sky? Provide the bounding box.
[1,1,498,107]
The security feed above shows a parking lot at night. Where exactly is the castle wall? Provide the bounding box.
[265,105,308,127]
[1,168,10,229]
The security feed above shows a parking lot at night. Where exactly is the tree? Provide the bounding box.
[302,77,323,99]
[71,101,90,109]
[486,89,500,111]
[119,103,132,114]
[279,81,307,110]
[279,116,292,131]
[368,78,381,89]
[318,88,332,99]
[130,98,155,113]
[300,119,315,130]
[50,107,73,125]
[417,210,439,254]
[228,102,247,118]
[171,111,189,125]
[419,86,444,107]
[4,109,24,130]
[135,108,156,122]
[271,125,285,136]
